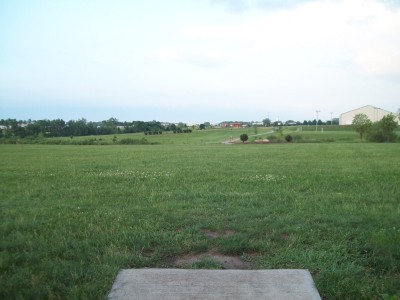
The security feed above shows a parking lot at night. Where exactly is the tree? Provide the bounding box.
[199,124,205,130]
[240,133,248,143]
[49,119,66,137]
[263,118,271,126]
[379,113,398,142]
[352,114,372,140]
[285,120,296,126]
[169,124,177,131]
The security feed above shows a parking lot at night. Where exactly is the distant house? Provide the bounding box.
[231,122,244,129]
[339,105,399,125]
[219,121,247,128]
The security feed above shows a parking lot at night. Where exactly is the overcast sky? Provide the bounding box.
[1,0,399,123]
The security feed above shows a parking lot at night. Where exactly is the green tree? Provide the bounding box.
[49,119,66,137]
[379,113,398,142]
[240,133,248,143]
[199,124,205,130]
[352,114,372,140]
[263,118,271,126]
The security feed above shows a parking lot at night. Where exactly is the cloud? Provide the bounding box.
[195,0,400,77]
[210,0,317,12]
[1,0,399,122]
[211,0,400,13]
[146,0,400,119]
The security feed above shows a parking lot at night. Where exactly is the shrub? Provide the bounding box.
[285,134,293,142]
[368,124,389,143]
[367,114,398,143]
[240,133,248,143]
[379,114,398,142]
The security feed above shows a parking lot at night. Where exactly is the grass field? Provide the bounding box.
[1,142,399,299]
[32,126,363,145]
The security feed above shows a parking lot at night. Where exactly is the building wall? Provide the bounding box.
[231,123,243,128]
[339,105,398,125]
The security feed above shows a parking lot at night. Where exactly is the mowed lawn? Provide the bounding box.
[0,143,399,299]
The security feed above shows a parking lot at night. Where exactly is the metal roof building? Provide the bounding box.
[339,105,399,125]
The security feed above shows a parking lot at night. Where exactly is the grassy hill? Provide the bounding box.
[24,125,364,145]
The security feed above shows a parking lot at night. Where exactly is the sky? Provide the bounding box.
[1,0,399,124]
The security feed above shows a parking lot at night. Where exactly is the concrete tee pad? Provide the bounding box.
[108,269,321,300]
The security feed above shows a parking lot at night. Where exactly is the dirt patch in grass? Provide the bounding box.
[202,229,220,239]
[280,232,290,240]
[224,230,236,236]
[165,229,253,269]
[171,250,251,270]
[201,229,237,239]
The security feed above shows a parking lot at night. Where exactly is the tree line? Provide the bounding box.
[0,118,187,139]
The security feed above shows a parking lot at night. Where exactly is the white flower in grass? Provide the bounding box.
[240,174,286,183]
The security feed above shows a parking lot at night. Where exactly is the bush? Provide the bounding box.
[240,133,248,143]
[367,114,398,143]
[285,134,293,142]
[368,125,391,143]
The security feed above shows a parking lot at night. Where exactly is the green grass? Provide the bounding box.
[1,143,399,299]
[8,125,367,145]
[42,127,275,145]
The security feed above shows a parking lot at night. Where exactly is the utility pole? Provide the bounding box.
[330,112,333,125]
[316,110,320,132]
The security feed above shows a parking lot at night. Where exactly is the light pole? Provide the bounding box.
[330,112,333,125]
[316,110,320,132]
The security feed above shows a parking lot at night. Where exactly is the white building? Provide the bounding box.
[339,105,399,125]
